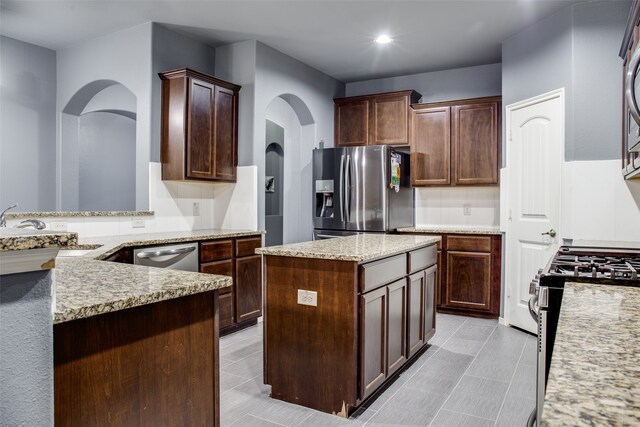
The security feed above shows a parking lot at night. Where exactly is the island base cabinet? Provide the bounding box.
[264,244,437,417]
[265,256,359,417]
[54,291,220,427]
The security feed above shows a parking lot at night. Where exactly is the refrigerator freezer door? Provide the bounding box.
[312,148,348,231]
[346,146,388,231]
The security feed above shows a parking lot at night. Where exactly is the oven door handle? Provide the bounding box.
[528,294,539,322]
[526,407,537,427]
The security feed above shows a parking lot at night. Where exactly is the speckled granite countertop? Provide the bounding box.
[397,226,502,235]
[541,282,640,426]
[54,257,232,324]
[76,229,265,260]
[6,210,154,219]
[0,228,77,252]
[256,234,440,262]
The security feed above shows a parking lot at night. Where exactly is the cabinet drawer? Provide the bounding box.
[200,240,233,262]
[446,235,492,253]
[360,254,407,293]
[235,236,262,258]
[408,245,437,274]
[200,259,234,295]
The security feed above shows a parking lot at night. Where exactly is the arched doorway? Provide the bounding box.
[264,94,315,245]
[60,80,137,211]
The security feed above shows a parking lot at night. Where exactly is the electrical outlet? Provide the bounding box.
[192,201,200,216]
[50,222,67,232]
[463,204,471,216]
[132,218,145,228]
[297,289,318,307]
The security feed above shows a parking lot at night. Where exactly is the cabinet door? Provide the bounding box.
[424,265,437,342]
[335,100,369,147]
[407,272,425,358]
[360,286,387,399]
[436,250,444,308]
[371,94,411,146]
[213,86,237,181]
[452,101,499,185]
[219,290,235,329]
[186,77,215,180]
[445,251,492,312]
[411,107,451,186]
[235,255,262,323]
[386,279,407,376]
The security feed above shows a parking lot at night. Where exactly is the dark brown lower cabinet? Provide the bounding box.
[401,233,502,318]
[445,251,492,311]
[360,286,387,399]
[265,243,438,417]
[54,291,220,427]
[199,235,263,335]
[235,254,262,323]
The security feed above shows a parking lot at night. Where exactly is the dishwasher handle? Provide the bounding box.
[136,246,196,260]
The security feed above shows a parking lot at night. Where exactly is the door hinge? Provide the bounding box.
[509,129,513,141]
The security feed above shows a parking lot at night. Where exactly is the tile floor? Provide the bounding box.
[219,314,536,426]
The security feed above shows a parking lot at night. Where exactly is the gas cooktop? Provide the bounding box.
[546,246,640,283]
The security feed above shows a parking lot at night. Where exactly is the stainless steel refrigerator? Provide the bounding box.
[312,145,414,239]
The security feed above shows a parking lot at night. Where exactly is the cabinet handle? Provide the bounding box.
[136,246,195,259]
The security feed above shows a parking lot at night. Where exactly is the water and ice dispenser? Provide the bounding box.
[315,180,334,218]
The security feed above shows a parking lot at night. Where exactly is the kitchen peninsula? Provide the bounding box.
[257,234,440,417]
[51,229,263,426]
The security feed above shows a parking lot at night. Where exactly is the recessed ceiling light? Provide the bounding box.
[374,34,393,45]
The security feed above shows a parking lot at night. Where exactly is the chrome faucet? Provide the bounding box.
[16,219,47,230]
[0,203,17,227]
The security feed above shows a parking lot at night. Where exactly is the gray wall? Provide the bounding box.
[0,36,57,212]
[572,1,630,161]
[502,0,630,162]
[345,63,502,103]
[150,24,216,162]
[79,112,137,211]
[0,270,53,426]
[57,23,153,211]
[215,40,344,241]
[215,40,258,167]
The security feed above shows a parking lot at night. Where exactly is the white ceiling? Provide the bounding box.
[0,0,587,83]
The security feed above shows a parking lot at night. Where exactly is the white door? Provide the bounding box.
[505,90,564,333]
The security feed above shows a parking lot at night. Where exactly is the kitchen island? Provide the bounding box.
[257,234,440,417]
[540,282,640,426]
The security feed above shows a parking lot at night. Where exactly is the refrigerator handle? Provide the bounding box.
[345,154,351,222]
[339,154,346,221]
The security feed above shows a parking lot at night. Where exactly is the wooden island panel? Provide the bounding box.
[54,291,220,427]
[264,256,359,416]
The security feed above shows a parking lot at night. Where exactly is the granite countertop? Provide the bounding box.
[75,229,266,260]
[6,210,154,219]
[541,282,640,426]
[256,234,440,263]
[0,228,77,252]
[397,226,502,235]
[54,257,232,324]
[50,229,264,323]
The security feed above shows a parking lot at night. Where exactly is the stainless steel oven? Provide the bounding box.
[526,245,640,426]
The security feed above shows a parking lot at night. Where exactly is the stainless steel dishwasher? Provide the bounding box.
[133,242,199,271]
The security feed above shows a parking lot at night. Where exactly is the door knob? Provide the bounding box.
[541,229,557,238]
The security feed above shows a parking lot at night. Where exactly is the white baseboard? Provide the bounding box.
[498,316,507,326]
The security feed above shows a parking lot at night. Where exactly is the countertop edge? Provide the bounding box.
[256,236,440,263]
[396,227,502,235]
[54,271,233,324]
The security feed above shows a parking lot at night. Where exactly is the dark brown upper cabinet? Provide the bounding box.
[335,90,421,147]
[411,96,501,187]
[159,68,240,182]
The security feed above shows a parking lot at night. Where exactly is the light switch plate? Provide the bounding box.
[463,204,471,216]
[192,202,200,216]
[132,218,145,228]
[297,289,318,307]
